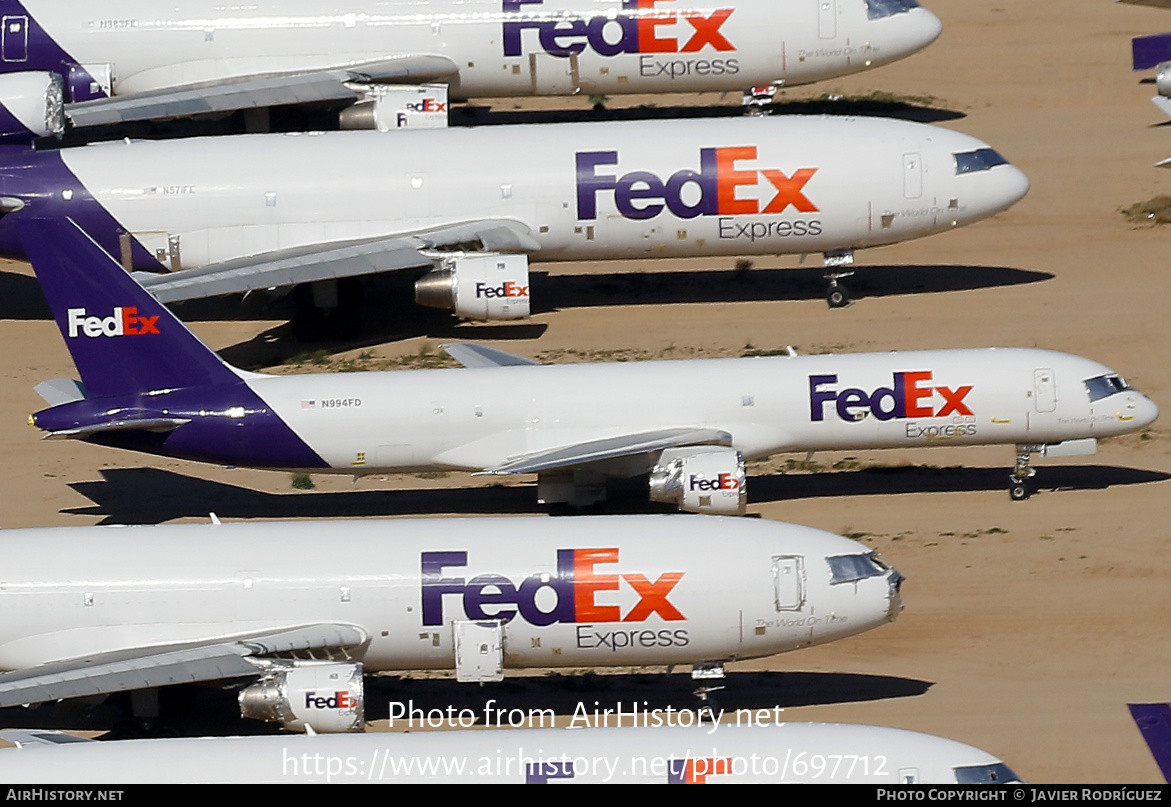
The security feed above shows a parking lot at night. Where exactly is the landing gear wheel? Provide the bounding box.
[826,285,850,308]
[1009,483,1031,502]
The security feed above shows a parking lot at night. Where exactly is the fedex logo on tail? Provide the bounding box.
[577,147,818,221]
[810,372,975,422]
[422,548,685,627]
[503,0,735,59]
[67,307,160,338]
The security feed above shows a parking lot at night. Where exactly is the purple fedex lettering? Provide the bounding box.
[421,550,574,627]
[576,149,720,220]
[809,372,973,422]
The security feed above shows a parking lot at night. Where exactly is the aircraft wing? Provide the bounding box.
[132,220,541,303]
[0,624,367,708]
[481,428,734,475]
[442,343,541,368]
[65,56,459,128]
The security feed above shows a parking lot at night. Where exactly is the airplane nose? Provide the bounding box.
[887,568,905,620]
[874,7,943,63]
[957,162,1030,225]
[905,8,944,53]
[1137,395,1160,429]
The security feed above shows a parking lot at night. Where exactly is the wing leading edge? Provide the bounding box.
[132,220,540,303]
[0,624,368,709]
[66,56,459,128]
[479,428,735,476]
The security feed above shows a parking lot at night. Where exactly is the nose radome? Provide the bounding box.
[1138,395,1160,429]
[905,7,944,53]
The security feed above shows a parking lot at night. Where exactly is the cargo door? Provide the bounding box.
[529,53,579,95]
[454,620,504,682]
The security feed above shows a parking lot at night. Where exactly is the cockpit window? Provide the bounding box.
[954,763,1021,784]
[827,552,886,584]
[1084,374,1131,402]
[866,0,921,19]
[954,149,1010,175]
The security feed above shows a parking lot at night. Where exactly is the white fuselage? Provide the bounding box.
[246,348,1157,474]
[28,116,1028,271]
[0,516,900,673]
[0,724,1018,784]
[19,0,943,99]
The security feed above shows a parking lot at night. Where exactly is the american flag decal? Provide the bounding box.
[301,400,316,409]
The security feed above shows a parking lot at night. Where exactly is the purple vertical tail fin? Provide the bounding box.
[1128,703,1171,783]
[18,218,241,399]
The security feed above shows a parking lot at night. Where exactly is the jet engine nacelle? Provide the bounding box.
[0,72,64,142]
[1158,61,1171,98]
[414,253,531,321]
[648,447,747,516]
[237,660,365,733]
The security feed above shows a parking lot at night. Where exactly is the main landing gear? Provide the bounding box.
[1009,444,1038,501]
[823,250,854,308]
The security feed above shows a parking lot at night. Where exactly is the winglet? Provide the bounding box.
[1128,703,1171,783]
[17,218,240,399]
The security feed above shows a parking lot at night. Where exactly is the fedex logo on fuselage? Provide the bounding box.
[810,372,975,422]
[422,548,685,627]
[503,0,734,58]
[577,147,818,221]
[66,307,160,338]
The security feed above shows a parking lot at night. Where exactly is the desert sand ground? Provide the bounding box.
[0,0,1168,784]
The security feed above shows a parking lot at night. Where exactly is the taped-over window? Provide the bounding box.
[866,0,920,20]
[954,148,1010,175]
[954,763,1020,784]
[827,553,886,584]
[1084,374,1130,402]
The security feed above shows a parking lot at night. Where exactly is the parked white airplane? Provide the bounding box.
[0,724,1020,784]
[0,0,943,140]
[0,515,903,733]
[0,115,1029,325]
[23,219,1157,510]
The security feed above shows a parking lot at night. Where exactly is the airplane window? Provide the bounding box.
[954,148,1010,175]
[953,763,1022,784]
[1084,374,1131,402]
[866,0,921,20]
[827,553,885,584]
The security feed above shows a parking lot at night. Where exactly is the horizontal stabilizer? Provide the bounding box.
[66,56,459,127]
[1129,703,1171,783]
[483,428,733,475]
[133,220,539,303]
[0,624,368,709]
[42,417,192,441]
[33,378,85,407]
[442,343,540,368]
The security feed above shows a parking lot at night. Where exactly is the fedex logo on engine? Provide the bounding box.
[810,372,975,422]
[689,473,739,491]
[66,307,160,338]
[406,98,447,113]
[475,281,529,299]
[503,0,734,59]
[577,147,818,221]
[422,548,684,627]
[304,691,356,710]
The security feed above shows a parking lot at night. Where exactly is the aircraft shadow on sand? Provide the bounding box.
[192,263,1053,369]
[63,463,1167,526]
[0,670,932,738]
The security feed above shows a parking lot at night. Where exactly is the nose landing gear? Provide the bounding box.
[1009,445,1038,501]
[823,250,854,308]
